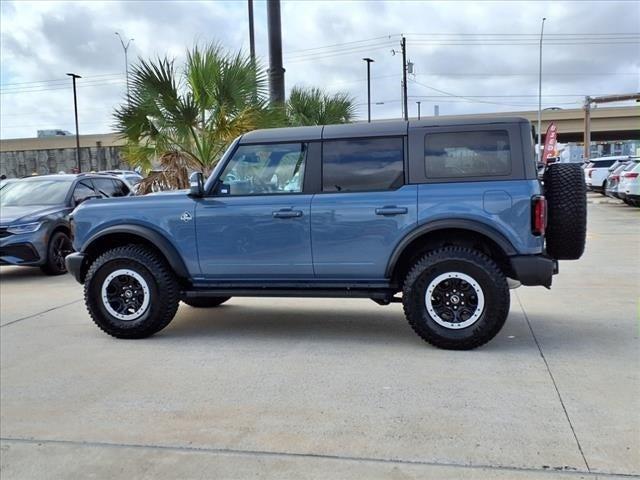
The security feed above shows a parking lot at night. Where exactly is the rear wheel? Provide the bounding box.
[84,245,179,339]
[40,231,73,275]
[182,297,231,308]
[402,247,510,350]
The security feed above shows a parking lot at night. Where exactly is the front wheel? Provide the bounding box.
[40,231,73,275]
[84,245,179,339]
[402,247,510,350]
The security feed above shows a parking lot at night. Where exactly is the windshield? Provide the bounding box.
[0,179,73,206]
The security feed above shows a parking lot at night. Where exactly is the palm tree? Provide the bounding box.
[114,44,283,193]
[286,86,355,126]
[114,45,356,193]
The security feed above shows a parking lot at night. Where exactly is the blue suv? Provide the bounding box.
[66,118,586,349]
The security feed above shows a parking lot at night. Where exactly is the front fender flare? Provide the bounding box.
[81,224,189,279]
[385,219,517,277]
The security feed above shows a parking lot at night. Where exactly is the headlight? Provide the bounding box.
[6,222,43,234]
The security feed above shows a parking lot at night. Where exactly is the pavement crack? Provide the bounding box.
[0,299,82,328]
[516,291,591,473]
[1,436,632,478]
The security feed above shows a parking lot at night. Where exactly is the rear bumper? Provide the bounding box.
[509,255,557,288]
[65,252,85,283]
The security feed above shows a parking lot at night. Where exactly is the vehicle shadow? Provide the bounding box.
[157,302,535,351]
[162,303,422,347]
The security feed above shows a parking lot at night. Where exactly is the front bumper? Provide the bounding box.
[65,252,86,283]
[509,255,557,289]
[0,242,42,265]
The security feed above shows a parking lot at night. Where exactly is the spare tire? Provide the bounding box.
[543,163,587,260]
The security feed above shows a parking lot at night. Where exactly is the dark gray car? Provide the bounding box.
[0,174,131,274]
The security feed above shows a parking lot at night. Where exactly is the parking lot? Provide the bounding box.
[0,196,638,479]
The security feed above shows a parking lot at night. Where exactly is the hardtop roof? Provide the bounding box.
[239,117,530,144]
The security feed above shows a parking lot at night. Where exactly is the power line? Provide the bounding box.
[0,79,125,95]
[286,41,396,61]
[0,73,122,88]
[285,34,400,55]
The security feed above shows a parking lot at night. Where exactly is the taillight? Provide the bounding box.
[623,172,639,179]
[532,196,547,236]
[611,175,620,181]
[588,170,593,178]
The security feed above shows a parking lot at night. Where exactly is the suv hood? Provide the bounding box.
[0,205,69,225]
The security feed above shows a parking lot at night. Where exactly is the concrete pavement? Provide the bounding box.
[1,196,638,479]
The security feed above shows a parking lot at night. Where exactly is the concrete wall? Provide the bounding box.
[0,146,127,178]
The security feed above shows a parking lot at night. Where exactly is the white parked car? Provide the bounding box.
[98,170,143,187]
[619,161,640,207]
[605,162,632,199]
[584,156,633,194]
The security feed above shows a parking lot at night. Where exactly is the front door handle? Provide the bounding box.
[273,209,303,218]
[375,206,408,216]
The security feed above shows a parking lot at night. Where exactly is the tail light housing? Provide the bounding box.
[623,172,639,179]
[588,170,594,178]
[532,196,547,236]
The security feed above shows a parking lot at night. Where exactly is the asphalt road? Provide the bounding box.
[1,195,638,479]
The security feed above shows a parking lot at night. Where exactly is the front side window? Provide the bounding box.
[73,181,97,203]
[92,178,118,197]
[425,130,511,179]
[322,137,404,192]
[219,143,307,195]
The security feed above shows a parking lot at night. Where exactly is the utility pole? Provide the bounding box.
[583,93,640,160]
[115,32,134,105]
[66,73,81,173]
[537,17,546,160]
[363,58,374,122]
[401,35,408,121]
[416,101,421,120]
[247,0,256,63]
[267,0,285,105]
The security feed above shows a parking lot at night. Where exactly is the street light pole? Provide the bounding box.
[115,32,134,105]
[363,58,374,122]
[537,17,546,160]
[267,0,285,105]
[66,73,81,173]
[401,35,408,121]
[248,0,256,64]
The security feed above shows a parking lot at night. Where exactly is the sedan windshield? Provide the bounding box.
[0,179,73,206]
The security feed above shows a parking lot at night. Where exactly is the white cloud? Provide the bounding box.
[1,0,638,139]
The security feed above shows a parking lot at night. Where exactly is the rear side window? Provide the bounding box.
[424,130,511,179]
[322,137,404,192]
[594,160,617,168]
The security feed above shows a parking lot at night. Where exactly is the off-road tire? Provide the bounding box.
[402,247,510,350]
[84,245,179,339]
[40,231,72,275]
[182,297,231,308]
[543,163,587,260]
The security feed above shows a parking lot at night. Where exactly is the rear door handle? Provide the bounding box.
[375,206,408,216]
[273,209,303,218]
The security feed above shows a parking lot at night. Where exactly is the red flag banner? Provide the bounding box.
[542,122,558,164]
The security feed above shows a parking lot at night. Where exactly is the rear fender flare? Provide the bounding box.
[385,219,517,277]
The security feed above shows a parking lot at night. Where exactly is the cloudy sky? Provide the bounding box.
[1,0,638,139]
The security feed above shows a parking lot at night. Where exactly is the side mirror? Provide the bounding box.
[189,172,204,197]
